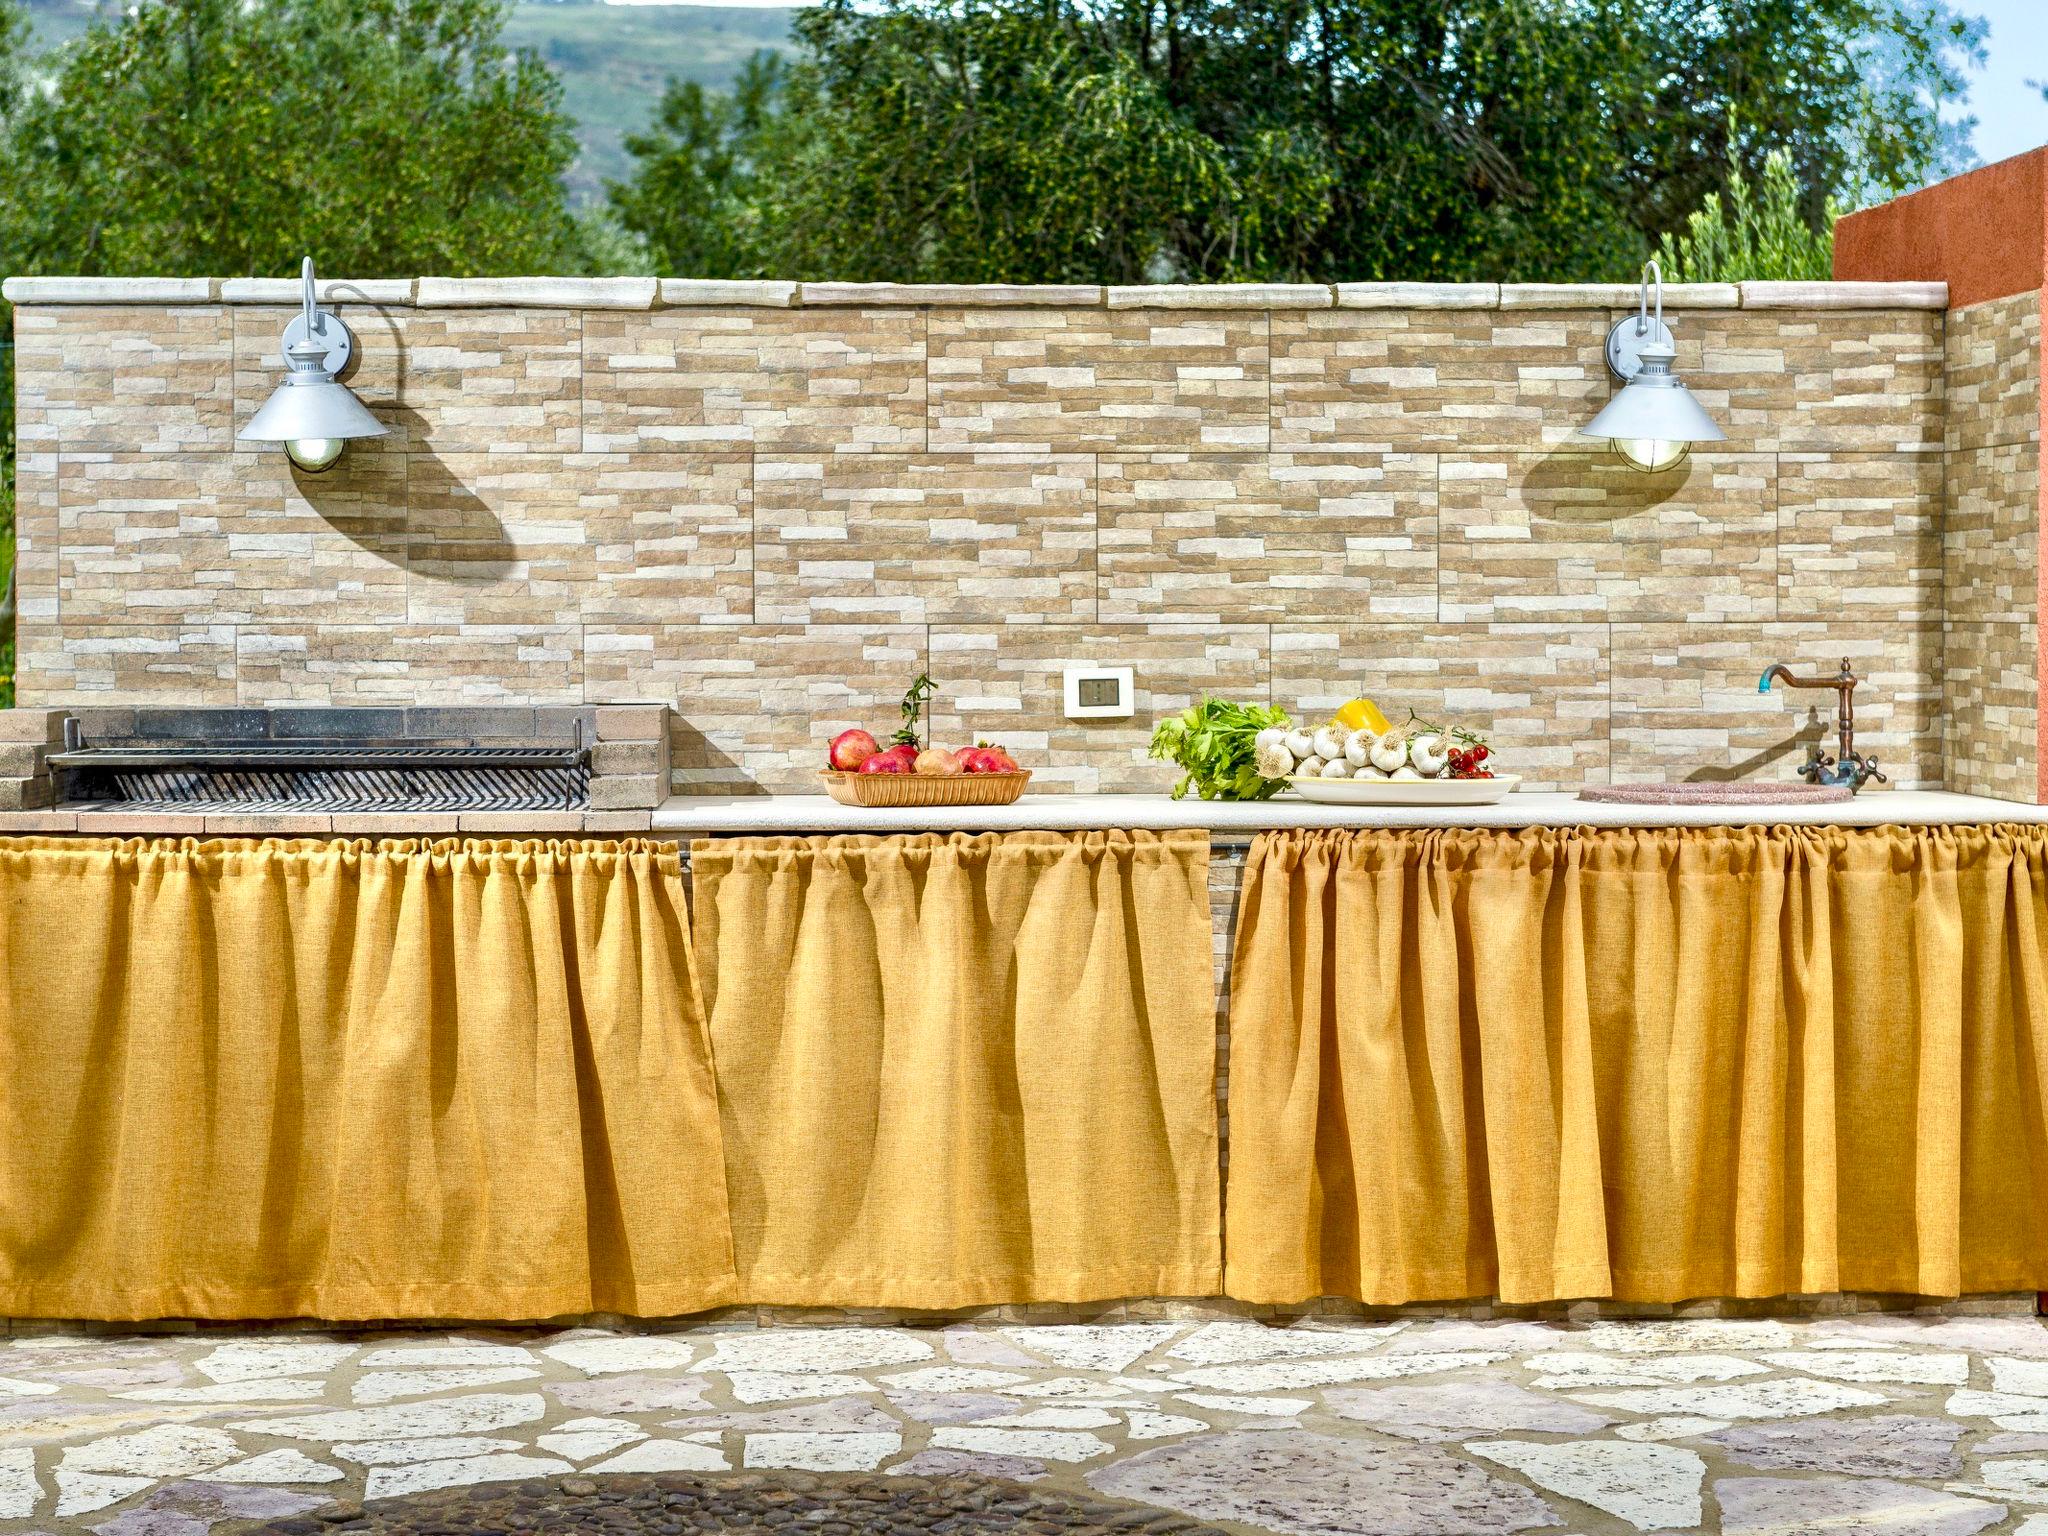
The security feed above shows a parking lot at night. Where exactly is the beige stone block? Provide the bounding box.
[220,278,415,305]
[0,779,54,811]
[583,308,926,452]
[3,277,214,304]
[456,811,590,833]
[594,704,671,740]
[1106,284,1331,309]
[1682,309,1942,454]
[1776,453,1941,619]
[78,811,210,836]
[1946,440,2041,626]
[928,307,1268,453]
[14,453,58,626]
[1502,283,1738,309]
[1270,308,1608,453]
[1099,451,1436,622]
[0,811,79,833]
[926,624,1268,794]
[585,623,924,793]
[1609,621,1942,789]
[328,813,463,835]
[0,745,49,778]
[0,709,68,745]
[1947,292,2040,454]
[417,277,655,309]
[58,450,407,626]
[1335,283,1499,309]
[1739,280,1947,310]
[755,453,1095,624]
[1437,451,1774,623]
[592,739,666,777]
[1272,623,1608,789]
[582,810,657,832]
[14,305,234,454]
[589,774,663,810]
[1946,620,2038,802]
[202,813,336,835]
[659,279,797,308]
[235,625,582,705]
[17,624,238,706]
[804,283,1102,306]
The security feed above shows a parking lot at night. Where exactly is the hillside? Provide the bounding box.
[19,0,798,203]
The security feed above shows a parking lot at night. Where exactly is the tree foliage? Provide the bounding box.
[0,0,585,280]
[1658,136,1838,283]
[612,0,1985,284]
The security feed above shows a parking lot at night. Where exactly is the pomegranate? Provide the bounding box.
[827,728,881,771]
[914,747,961,776]
[859,749,914,774]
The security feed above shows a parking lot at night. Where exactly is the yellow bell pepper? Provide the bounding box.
[1333,697,1391,736]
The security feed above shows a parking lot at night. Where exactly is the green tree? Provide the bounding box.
[613,0,1985,285]
[1658,139,1838,283]
[0,0,585,279]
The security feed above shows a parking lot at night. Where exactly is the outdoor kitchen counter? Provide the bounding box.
[652,788,2048,835]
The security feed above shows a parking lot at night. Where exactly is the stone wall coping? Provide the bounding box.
[0,275,1955,311]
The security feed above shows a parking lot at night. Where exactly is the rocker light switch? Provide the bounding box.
[1064,666,1134,719]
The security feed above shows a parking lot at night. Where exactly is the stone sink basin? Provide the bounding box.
[1579,782,1855,806]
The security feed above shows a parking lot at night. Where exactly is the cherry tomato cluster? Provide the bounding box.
[1448,742,1494,780]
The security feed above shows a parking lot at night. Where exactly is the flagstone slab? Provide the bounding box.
[1126,1411,1208,1440]
[1573,1321,1794,1354]
[1167,1321,1403,1367]
[1470,1440,1704,1531]
[0,1448,37,1519]
[193,1342,356,1385]
[1761,1350,1970,1385]
[1171,1351,1505,1393]
[1703,1415,1964,1477]
[1001,1325,1182,1372]
[1714,1475,2003,1536]
[549,1373,714,1414]
[54,1469,151,1517]
[1527,1352,1766,1389]
[941,1331,1042,1368]
[233,1393,545,1443]
[666,1397,901,1433]
[932,1427,1112,1463]
[202,1450,345,1485]
[725,1371,879,1403]
[358,1344,532,1368]
[1176,1392,1312,1417]
[350,1367,538,1404]
[1952,1457,2048,1503]
[1575,1379,1888,1420]
[363,1452,570,1502]
[65,1427,240,1478]
[705,1329,933,1374]
[884,1391,1021,1424]
[85,1479,327,1536]
[331,1437,525,1466]
[743,1431,902,1471]
[540,1337,698,1375]
[1616,1416,1730,1441]
[879,1366,1031,1392]
[1991,1358,2048,1397]
[1090,1430,1563,1536]
[888,1448,1047,1481]
[1328,1379,1614,1442]
[584,1440,731,1474]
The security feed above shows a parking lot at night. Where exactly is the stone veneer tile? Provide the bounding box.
[1271,624,1609,789]
[407,453,752,628]
[1269,308,1608,452]
[926,624,1268,793]
[582,309,926,452]
[584,624,925,793]
[388,309,582,454]
[14,305,234,454]
[1945,440,2040,627]
[927,308,1267,453]
[754,454,1095,624]
[1098,453,1437,623]
[1684,310,1944,454]
[1945,620,2038,802]
[17,624,238,705]
[232,305,409,451]
[14,453,58,626]
[236,626,583,705]
[58,451,407,626]
[1776,453,1941,619]
[1437,451,1775,623]
[1947,292,2041,455]
[1609,622,1942,789]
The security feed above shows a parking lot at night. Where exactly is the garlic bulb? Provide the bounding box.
[1359,765,1391,780]
[1319,758,1352,778]
[1369,729,1409,773]
[1254,740,1295,780]
[1390,764,1424,781]
[1409,732,1448,776]
[1312,725,1347,763]
[1297,755,1326,777]
[1343,729,1373,767]
[1284,730,1316,759]
[1255,727,1288,751]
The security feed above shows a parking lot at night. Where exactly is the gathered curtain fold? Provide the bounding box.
[1224,824,2048,1306]
[691,830,1221,1308]
[0,837,736,1322]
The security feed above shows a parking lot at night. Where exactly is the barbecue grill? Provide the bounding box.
[52,723,590,812]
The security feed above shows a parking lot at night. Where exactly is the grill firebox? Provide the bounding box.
[54,738,590,813]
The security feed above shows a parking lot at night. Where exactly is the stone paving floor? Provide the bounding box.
[6,1315,2048,1534]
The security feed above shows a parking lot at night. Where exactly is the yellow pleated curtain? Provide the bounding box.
[1225,825,2048,1307]
[0,837,736,1322]
[692,830,1221,1308]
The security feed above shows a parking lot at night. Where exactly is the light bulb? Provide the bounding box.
[1613,437,1689,473]
[286,437,346,473]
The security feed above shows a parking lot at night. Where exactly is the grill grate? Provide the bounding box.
[54,741,589,812]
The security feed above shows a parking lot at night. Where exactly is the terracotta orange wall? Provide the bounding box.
[1835,148,2046,307]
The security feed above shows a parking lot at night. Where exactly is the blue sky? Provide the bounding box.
[1950,0,2048,166]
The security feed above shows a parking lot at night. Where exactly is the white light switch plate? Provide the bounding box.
[1063,665,1135,719]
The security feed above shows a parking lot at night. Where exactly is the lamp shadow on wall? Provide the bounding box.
[1515,444,1692,517]
[669,719,762,797]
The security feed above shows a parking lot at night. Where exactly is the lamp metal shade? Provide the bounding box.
[239,374,388,445]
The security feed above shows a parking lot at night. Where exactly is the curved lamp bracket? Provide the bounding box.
[276,256,355,375]
[1604,258,1674,382]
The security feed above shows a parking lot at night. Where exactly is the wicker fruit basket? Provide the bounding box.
[819,769,1032,808]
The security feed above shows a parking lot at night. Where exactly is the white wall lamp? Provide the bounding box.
[238,256,388,473]
[1579,258,1725,473]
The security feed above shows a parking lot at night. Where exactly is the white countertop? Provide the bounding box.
[653,789,2048,835]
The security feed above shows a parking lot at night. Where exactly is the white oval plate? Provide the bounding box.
[1287,773,1520,806]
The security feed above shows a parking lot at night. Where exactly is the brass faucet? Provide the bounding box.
[1758,658,1886,791]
